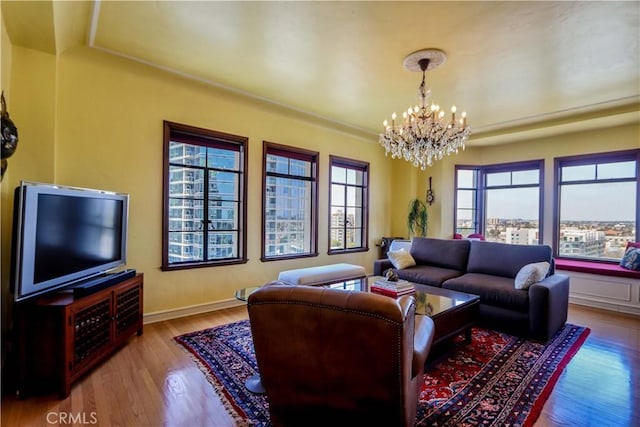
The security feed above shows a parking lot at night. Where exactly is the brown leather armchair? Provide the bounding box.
[247,284,435,427]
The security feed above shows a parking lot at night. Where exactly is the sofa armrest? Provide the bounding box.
[528,274,570,341]
[411,315,434,378]
[374,258,394,276]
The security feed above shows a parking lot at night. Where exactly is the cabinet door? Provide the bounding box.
[113,280,142,345]
[69,297,112,375]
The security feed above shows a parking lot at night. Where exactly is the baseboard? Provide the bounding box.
[143,299,245,324]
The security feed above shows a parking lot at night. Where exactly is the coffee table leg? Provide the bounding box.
[245,374,266,394]
[465,328,472,343]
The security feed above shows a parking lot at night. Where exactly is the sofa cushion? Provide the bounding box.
[466,240,552,278]
[443,273,530,313]
[514,261,550,290]
[620,247,640,271]
[387,248,416,270]
[410,237,470,272]
[396,265,463,287]
[388,239,412,253]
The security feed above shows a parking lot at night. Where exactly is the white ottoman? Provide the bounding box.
[277,263,366,286]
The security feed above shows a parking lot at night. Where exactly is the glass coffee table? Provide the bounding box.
[235,276,479,347]
[234,286,261,301]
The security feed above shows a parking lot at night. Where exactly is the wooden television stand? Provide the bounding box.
[16,273,144,398]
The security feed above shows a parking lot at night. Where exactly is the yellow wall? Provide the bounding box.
[49,46,391,314]
[388,157,417,238]
[1,8,11,92]
[2,8,60,341]
[388,156,444,239]
[0,44,57,251]
[1,5,13,360]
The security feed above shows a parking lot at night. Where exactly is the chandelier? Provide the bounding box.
[379,49,471,170]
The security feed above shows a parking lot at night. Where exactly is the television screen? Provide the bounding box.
[12,182,129,302]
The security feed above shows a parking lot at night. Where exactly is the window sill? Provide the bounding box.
[555,259,640,280]
[260,252,319,262]
[162,258,249,270]
[328,247,369,255]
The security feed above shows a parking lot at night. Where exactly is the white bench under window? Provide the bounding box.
[277,263,366,286]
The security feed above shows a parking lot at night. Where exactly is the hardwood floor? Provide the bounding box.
[537,305,639,427]
[1,303,638,426]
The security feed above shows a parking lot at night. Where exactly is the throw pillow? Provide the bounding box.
[620,247,640,271]
[514,261,551,290]
[387,248,416,270]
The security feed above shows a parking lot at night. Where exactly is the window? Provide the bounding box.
[455,160,543,244]
[162,121,247,270]
[555,150,639,262]
[455,168,480,236]
[329,156,369,254]
[262,142,318,260]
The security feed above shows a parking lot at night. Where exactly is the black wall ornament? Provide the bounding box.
[1,91,19,181]
[427,176,435,205]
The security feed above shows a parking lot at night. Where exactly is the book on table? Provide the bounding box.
[371,279,415,297]
[373,279,413,291]
[370,285,415,298]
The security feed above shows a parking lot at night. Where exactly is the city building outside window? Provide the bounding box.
[455,160,543,245]
[162,121,248,270]
[328,156,369,254]
[262,142,318,261]
[554,149,639,262]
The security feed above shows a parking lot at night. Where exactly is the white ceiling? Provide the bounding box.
[4,1,640,144]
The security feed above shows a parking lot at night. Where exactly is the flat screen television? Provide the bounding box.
[11,181,129,302]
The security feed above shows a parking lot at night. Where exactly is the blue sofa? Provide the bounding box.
[373,237,570,341]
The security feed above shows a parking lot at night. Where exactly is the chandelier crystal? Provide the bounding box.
[379,49,471,170]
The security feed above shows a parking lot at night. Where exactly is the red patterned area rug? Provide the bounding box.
[174,320,589,427]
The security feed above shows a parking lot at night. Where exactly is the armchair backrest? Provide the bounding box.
[247,284,424,426]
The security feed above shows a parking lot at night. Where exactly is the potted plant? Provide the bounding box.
[407,198,428,238]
